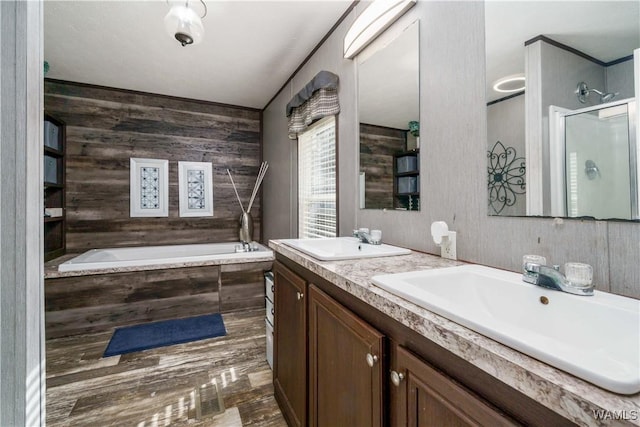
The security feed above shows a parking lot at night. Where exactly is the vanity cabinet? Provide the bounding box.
[390,344,516,427]
[273,253,574,427]
[273,262,307,427]
[274,261,385,427]
[308,284,384,427]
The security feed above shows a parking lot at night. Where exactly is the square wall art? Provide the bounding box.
[130,158,169,217]
[178,161,213,217]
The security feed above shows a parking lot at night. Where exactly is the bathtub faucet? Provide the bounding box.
[236,242,259,253]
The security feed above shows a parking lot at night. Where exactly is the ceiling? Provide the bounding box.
[44,2,640,110]
[485,1,640,102]
[44,1,354,109]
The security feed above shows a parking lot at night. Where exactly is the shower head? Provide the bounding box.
[576,82,618,104]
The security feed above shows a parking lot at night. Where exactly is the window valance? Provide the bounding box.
[286,70,340,139]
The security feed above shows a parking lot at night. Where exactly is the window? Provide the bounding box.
[298,116,336,238]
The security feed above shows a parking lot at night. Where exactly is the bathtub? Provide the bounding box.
[58,242,272,272]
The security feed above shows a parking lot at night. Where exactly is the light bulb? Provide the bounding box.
[164,4,204,46]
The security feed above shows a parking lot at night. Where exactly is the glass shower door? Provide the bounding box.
[564,101,637,219]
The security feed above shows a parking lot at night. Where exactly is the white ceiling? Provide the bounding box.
[44,0,353,109]
[44,2,640,110]
[485,1,640,102]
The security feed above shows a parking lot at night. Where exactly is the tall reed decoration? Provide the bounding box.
[227,161,268,243]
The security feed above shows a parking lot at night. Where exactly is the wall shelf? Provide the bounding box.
[393,149,420,211]
[44,113,66,262]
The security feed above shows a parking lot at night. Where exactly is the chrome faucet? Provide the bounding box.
[352,229,381,245]
[523,262,594,296]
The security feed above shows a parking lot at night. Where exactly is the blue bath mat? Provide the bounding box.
[103,313,226,357]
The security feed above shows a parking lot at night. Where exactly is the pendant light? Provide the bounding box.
[164,0,207,47]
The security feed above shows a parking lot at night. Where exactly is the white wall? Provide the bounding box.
[606,59,635,99]
[0,1,46,425]
[263,1,640,299]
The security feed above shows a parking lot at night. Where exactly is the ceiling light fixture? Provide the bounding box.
[492,74,525,93]
[344,0,416,59]
[164,0,207,47]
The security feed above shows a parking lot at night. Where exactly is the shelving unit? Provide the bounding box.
[44,114,66,262]
[393,149,419,211]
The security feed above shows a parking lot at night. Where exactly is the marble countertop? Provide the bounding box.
[44,250,274,279]
[269,239,640,427]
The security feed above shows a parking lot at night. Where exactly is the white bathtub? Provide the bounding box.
[58,242,273,272]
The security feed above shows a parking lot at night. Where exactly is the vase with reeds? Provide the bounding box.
[227,162,268,245]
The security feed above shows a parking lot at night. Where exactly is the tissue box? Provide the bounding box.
[397,176,418,193]
[44,121,60,150]
[45,208,63,218]
[396,155,418,173]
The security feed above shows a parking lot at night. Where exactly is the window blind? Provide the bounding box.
[298,116,337,238]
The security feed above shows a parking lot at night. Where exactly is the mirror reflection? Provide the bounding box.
[485,1,639,220]
[358,20,420,211]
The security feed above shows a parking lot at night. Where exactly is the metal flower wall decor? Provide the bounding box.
[487,140,526,214]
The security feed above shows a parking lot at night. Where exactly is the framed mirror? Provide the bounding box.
[485,1,639,220]
[358,20,420,211]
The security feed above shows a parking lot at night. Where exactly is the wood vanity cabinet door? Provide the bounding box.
[391,345,518,427]
[308,284,384,427]
[273,261,308,427]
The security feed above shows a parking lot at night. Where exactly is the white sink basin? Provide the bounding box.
[371,264,640,394]
[281,237,411,261]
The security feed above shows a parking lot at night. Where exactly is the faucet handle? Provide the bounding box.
[565,262,593,287]
[522,255,546,273]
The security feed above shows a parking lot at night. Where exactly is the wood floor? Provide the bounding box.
[46,308,286,426]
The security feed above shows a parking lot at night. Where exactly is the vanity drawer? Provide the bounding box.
[265,271,274,302]
[266,296,274,325]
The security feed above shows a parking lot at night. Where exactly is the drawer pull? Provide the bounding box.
[296,291,304,300]
[390,370,405,386]
[366,353,379,367]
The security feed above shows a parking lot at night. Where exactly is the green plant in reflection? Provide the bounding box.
[487,140,525,214]
[408,121,419,137]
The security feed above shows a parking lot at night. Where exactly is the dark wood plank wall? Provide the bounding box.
[44,80,263,252]
[45,266,221,338]
[220,261,273,312]
[359,123,406,209]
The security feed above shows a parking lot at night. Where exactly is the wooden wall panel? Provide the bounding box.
[359,123,406,210]
[45,266,221,338]
[44,80,262,252]
[220,262,273,312]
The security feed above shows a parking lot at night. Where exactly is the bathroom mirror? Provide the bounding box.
[358,20,420,211]
[485,1,640,220]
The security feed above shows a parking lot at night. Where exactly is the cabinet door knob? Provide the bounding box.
[296,291,304,300]
[366,353,379,367]
[390,370,405,386]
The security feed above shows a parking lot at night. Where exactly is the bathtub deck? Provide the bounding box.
[46,307,285,426]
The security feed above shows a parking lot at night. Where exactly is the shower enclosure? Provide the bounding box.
[549,99,638,219]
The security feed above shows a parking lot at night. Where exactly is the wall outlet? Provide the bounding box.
[441,231,457,260]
